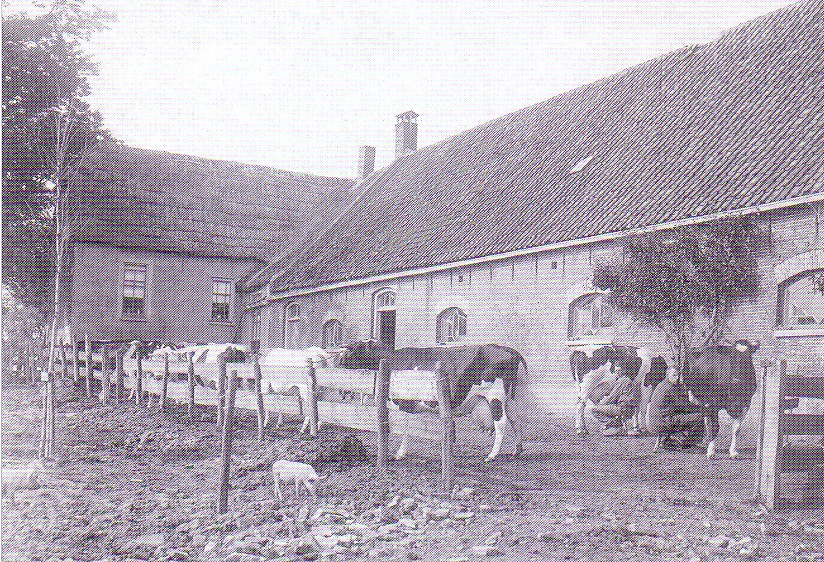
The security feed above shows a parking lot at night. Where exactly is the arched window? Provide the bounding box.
[322,319,343,348]
[372,288,397,348]
[284,302,301,349]
[436,308,467,344]
[569,293,614,339]
[778,269,824,327]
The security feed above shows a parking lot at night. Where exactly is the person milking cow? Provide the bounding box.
[588,374,642,436]
[647,365,705,450]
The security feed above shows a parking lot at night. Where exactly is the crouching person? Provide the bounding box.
[590,376,638,436]
[647,367,704,450]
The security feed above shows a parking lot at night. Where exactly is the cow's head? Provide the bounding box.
[339,339,393,370]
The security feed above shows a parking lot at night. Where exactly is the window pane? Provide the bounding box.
[782,272,824,326]
[123,265,146,317]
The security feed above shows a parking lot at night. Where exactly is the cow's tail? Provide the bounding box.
[504,350,528,400]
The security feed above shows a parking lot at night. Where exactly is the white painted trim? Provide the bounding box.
[773,328,824,338]
[269,194,824,300]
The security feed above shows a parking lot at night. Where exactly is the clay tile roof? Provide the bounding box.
[72,143,358,261]
[270,0,824,293]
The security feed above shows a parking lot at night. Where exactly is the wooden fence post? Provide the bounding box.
[40,370,56,460]
[754,362,769,501]
[71,335,80,385]
[101,344,111,405]
[307,358,319,437]
[136,345,143,406]
[161,351,170,410]
[187,352,196,419]
[435,361,455,492]
[376,359,391,473]
[254,355,265,441]
[59,336,69,380]
[217,368,239,515]
[115,345,125,402]
[217,353,227,428]
[84,334,91,397]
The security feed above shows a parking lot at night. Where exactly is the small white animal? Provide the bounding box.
[1,461,41,501]
[271,460,325,501]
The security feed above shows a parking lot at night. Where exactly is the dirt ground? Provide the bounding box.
[2,380,824,562]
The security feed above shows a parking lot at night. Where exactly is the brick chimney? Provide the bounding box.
[358,145,376,179]
[395,110,418,159]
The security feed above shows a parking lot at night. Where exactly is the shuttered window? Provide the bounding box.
[569,293,614,339]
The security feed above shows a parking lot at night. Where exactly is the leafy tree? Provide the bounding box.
[2,0,113,314]
[592,218,762,372]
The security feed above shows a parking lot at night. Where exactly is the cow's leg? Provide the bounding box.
[729,414,745,458]
[504,400,523,457]
[275,411,284,429]
[300,415,310,434]
[274,476,283,502]
[485,396,508,462]
[705,410,720,458]
[395,432,410,460]
[574,378,588,435]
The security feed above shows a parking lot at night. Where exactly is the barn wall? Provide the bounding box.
[258,204,822,433]
[69,243,261,343]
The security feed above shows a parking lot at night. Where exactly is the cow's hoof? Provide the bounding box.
[514,443,524,457]
[576,428,589,436]
[484,456,496,463]
[729,450,740,459]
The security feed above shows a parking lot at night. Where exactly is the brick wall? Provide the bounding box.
[252,203,823,435]
[69,243,262,343]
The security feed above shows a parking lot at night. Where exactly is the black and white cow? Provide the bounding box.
[570,344,668,435]
[340,341,526,462]
[682,340,759,458]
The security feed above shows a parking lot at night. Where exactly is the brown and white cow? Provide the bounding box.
[570,344,668,435]
[682,340,759,458]
[340,341,526,462]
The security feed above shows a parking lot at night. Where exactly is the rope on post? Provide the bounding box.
[376,359,391,473]
[434,361,455,492]
[217,367,239,514]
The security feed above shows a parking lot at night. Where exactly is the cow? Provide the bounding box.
[339,341,526,462]
[681,340,759,458]
[570,344,668,435]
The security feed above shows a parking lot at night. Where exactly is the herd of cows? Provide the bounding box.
[141,338,761,462]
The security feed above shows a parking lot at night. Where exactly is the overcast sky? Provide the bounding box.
[9,0,795,178]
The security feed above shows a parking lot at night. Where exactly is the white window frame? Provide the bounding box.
[284,302,302,349]
[568,292,614,341]
[436,307,467,344]
[211,279,233,323]
[122,263,147,319]
[371,288,397,340]
[322,319,344,349]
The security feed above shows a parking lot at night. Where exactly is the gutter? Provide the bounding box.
[268,193,824,301]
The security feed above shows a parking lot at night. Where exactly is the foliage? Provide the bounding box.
[592,217,762,369]
[1,284,46,376]
[2,0,113,314]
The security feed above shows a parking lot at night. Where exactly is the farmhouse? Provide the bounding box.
[65,142,358,344]
[238,0,824,415]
